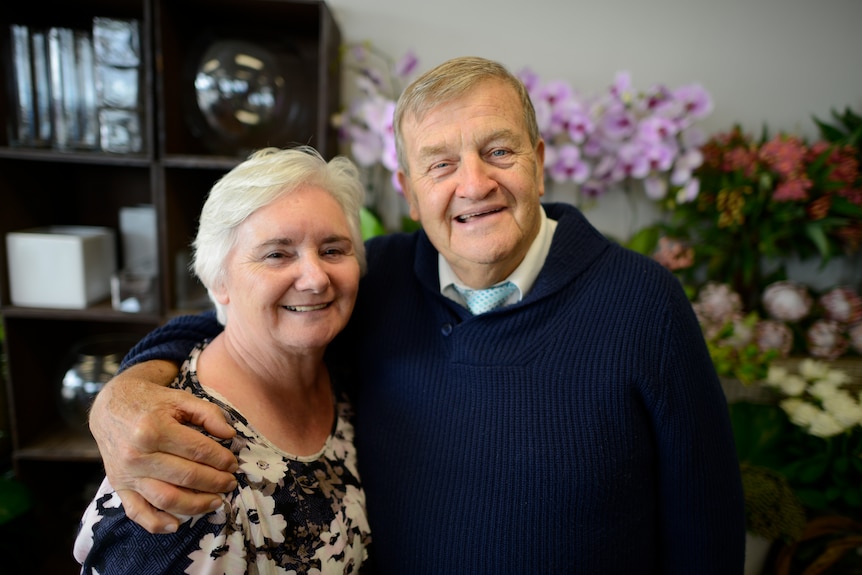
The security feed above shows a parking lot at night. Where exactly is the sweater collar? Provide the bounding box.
[414,202,613,304]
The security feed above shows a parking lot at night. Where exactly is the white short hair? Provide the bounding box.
[191,145,366,323]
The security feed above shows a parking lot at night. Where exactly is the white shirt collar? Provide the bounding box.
[439,207,558,307]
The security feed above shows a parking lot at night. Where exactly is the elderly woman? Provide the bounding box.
[74,146,372,574]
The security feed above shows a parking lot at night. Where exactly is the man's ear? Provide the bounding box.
[398,170,420,221]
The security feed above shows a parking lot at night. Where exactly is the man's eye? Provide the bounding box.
[490,149,510,158]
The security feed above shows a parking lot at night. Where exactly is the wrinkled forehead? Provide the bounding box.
[403,77,521,126]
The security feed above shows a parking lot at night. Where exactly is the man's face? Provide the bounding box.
[397,79,545,288]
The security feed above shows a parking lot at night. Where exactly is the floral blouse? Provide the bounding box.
[74,342,371,574]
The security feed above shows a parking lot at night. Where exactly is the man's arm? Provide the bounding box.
[89,312,236,534]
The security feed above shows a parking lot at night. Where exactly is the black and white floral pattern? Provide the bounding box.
[75,343,371,574]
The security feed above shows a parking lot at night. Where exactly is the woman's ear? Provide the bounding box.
[208,276,230,305]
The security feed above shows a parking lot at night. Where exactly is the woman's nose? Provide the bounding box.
[294,256,330,292]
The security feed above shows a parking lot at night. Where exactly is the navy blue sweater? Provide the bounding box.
[125,202,745,574]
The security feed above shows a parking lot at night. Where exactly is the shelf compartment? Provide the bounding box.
[155,0,341,159]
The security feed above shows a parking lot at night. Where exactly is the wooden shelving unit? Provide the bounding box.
[0,1,341,571]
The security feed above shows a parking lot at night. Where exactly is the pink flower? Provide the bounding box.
[772,177,813,202]
[722,147,758,178]
[806,319,849,360]
[754,320,794,357]
[759,135,807,178]
[762,281,813,322]
[818,286,862,324]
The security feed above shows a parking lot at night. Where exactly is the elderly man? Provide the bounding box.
[90,56,745,574]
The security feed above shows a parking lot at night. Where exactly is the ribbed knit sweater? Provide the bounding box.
[124,202,745,574]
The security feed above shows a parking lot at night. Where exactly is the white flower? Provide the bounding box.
[238,441,289,484]
[781,398,846,438]
[765,365,789,385]
[806,410,846,438]
[185,530,247,575]
[823,366,852,387]
[808,379,840,401]
[770,359,859,438]
[798,358,831,381]
[777,374,808,397]
[235,485,287,545]
[822,392,862,430]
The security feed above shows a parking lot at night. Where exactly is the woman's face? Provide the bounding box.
[212,185,360,355]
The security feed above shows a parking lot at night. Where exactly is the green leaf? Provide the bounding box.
[803,221,832,259]
[794,487,828,510]
[831,195,862,218]
[625,225,661,256]
[0,475,30,524]
[814,117,847,142]
[729,403,792,466]
[784,452,830,484]
[400,217,422,233]
[844,486,862,508]
[360,207,387,240]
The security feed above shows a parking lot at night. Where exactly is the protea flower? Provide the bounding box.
[806,319,850,360]
[818,286,862,324]
[762,281,813,322]
[692,282,743,338]
[754,320,794,357]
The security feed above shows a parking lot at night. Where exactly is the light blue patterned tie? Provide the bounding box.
[455,281,517,315]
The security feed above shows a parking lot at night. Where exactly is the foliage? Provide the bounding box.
[813,106,862,155]
[688,279,862,533]
[740,463,806,542]
[633,114,862,309]
[730,363,862,520]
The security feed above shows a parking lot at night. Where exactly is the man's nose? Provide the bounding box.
[457,155,497,199]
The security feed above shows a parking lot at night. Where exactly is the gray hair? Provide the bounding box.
[393,56,540,174]
[191,145,366,323]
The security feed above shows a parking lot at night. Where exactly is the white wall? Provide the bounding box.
[326,0,862,237]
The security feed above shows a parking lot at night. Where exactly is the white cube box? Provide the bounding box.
[6,226,117,309]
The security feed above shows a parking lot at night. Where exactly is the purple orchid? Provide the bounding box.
[394,50,419,79]
[548,144,590,184]
[335,51,713,207]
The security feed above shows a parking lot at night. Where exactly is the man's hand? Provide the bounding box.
[89,360,238,534]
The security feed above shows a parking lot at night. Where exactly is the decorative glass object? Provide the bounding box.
[189,39,311,155]
[56,335,138,433]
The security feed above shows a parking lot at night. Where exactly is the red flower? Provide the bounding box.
[773,177,813,202]
[760,135,807,178]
